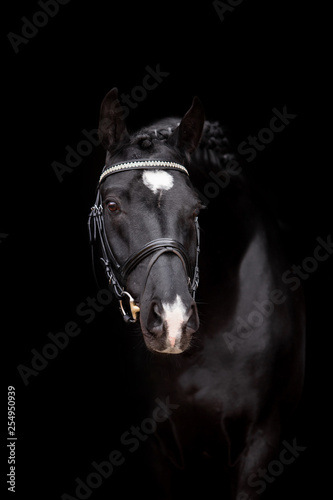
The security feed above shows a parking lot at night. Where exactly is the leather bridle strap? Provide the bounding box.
[120,239,192,283]
[88,191,124,299]
[140,246,191,304]
[99,160,189,185]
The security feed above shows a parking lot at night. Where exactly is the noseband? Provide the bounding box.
[88,160,200,323]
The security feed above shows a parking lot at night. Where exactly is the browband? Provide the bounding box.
[99,160,189,185]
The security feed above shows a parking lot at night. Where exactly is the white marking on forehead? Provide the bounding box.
[161,295,187,351]
[142,170,174,194]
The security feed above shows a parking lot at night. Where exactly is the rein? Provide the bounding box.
[88,160,200,323]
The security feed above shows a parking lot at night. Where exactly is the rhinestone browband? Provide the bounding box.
[99,160,189,185]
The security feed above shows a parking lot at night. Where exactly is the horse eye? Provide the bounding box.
[107,201,120,213]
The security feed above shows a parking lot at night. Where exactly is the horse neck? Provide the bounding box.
[190,144,261,263]
[202,183,260,268]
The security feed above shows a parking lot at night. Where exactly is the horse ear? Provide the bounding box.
[98,88,129,150]
[172,96,205,154]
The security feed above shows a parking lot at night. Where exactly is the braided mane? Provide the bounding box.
[129,119,235,172]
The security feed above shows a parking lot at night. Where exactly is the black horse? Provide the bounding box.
[88,88,305,499]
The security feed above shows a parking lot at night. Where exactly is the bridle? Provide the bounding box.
[88,160,200,323]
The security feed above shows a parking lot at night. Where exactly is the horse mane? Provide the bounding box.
[192,120,236,173]
[128,118,236,174]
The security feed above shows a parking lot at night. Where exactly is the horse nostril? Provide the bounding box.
[153,303,162,317]
[147,300,164,335]
[185,303,200,334]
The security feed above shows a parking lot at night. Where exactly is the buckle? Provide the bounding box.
[119,291,140,323]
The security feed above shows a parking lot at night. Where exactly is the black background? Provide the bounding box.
[2,1,331,499]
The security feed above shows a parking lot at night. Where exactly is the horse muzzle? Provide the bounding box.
[139,294,199,354]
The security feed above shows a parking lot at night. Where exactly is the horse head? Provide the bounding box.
[91,88,205,353]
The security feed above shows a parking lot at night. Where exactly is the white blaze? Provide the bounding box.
[161,295,187,353]
[142,170,174,194]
